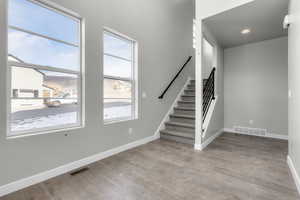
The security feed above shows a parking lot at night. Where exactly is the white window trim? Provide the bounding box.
[8,61,80,75]
[9,25,79,47]
[6,0,85,138]
[103,28,138,124]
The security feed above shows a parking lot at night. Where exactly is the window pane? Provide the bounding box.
[103,78,132,99]
[10,67,80,135]
[103,30,136,123]
[104,55,132,79]
[9,0,79,45]
[104,32,133,60]
[10,100,79,134]
[104,99,132,121]
[8,29,80,71]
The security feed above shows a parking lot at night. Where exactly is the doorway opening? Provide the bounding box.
[200,0,289,141]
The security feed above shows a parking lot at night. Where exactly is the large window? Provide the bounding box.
[7,0,83,137]
[103,29,138,123]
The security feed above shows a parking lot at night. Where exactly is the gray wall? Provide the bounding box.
[0,0,194,186]
[202,24,224,142]
[289,0,300,183]
[224,37,288,135]
[202,36,214,79]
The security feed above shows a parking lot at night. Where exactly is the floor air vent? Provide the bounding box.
[234,126,267,136]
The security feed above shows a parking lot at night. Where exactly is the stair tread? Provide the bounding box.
[170,114,195,119]
[178,100,195,103]
[181,94,195,97]
[165,121,195,128]
[174,106,195,111]
[160,79,197,144]
[160,129,195,139]
[185,89,195,91]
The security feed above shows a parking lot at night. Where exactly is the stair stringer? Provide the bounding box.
[202,96,218,139]
[154,77,192,137]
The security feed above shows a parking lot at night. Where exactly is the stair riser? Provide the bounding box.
[178,102,195,108]
[181,96,195,101]
[184,91,195,95]
[160,134,194,145]
[170,116,195,124]
[187,85,195,89]
[174,109,195,115]
[165,124,194,133]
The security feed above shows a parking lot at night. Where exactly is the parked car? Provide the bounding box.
[44,94,77,107]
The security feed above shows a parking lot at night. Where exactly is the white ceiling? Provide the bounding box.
[203,0,289,48]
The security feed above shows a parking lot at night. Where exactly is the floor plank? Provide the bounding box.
[1,132,299,200]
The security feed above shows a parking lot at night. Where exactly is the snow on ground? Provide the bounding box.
[11,112,78,133]
[104,105,132,120]
[10,104,132,135]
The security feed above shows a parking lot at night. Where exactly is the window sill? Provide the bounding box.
[103,117,138,125]
[7,125,84,140]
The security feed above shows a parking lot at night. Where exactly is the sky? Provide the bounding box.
[9,0,79,44]
[8,0,134,78]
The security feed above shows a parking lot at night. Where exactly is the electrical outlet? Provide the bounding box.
[128,128,133,135]
[288,89,292,98]
[142,92,147,99]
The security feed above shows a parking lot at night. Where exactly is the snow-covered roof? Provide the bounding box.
[8,54,45,76]
[8,54,24,63]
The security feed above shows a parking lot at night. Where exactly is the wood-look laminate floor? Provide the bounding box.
[1,132,299,200]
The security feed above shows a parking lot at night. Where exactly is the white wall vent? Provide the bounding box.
[233,126,267,136]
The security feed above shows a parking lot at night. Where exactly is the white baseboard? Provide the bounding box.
[194,143,202,150]
[195,129,223,151]
[287,155,300,196]
[0,134,160,197]
[223,128,288,140]
[155,77,191,136]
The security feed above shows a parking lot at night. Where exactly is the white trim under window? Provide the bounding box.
[103,28,138,124]
[6,0,85,138]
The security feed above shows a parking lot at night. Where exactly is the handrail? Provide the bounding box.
[158,56,192,99]
[203,67,216,121]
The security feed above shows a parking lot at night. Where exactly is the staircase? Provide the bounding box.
[160,79,196,144]
[159,67,216,145]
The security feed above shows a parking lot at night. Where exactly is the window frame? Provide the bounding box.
[6,0,85,138]
[102,28,138,124]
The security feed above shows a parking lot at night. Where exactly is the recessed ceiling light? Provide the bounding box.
[241,28,251,35]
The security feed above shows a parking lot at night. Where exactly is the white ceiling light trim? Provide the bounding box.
[241,28,251,35]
